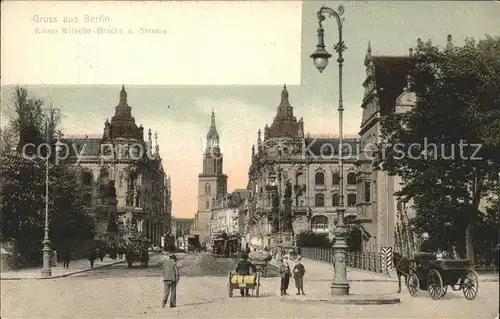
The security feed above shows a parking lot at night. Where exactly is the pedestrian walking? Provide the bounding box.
[88,248,97,268]
[62,247,71,269]
[235,254,257,297]
[292,257,306,295]
[162,254,179,308]
[279,257,291,296]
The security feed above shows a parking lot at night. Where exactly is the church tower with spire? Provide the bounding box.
[193,110,228,241]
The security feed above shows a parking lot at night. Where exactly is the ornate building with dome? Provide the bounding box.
[244,85,368,251]
[61,86,171,245]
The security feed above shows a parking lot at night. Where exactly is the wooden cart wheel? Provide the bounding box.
[462,270,479,300]
[408,273,420,297]
[427,269,444,300]
[255,273,260,298]
[440,285,448,297]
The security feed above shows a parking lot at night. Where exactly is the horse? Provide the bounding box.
[393,252,411,293]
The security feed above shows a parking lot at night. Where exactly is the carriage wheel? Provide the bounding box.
[462,270,479,300]
[407,273,420,297]
[255,273,260,298]
[441,285,448,297]
[428,269,444,300]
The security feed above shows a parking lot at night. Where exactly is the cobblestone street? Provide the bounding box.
[1,254,498,318]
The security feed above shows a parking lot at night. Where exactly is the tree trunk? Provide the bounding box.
[465,224,474,262]
[466,171,484,264]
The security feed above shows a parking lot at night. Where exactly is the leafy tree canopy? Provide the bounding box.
[375,35,500,263]
[0,86,95,266]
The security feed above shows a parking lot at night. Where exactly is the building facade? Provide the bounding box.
[171,218,194,237]
[356,43,417,252]
[210,189,250,237]
[192,111,228,243]
[62,86,170,245]
[246,85,367,250]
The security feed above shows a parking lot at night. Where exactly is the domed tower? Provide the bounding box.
[109,85,142,141]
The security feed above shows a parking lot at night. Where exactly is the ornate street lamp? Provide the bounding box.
[310,5,349,296]
[41,137,63,277]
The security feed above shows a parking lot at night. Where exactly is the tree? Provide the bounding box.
[375,35,500,263]
[0,86,95,266]
[295,230,331,248]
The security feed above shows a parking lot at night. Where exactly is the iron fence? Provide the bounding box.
[300,247,390,275]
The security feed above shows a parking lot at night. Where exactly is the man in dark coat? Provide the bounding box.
[279,257,291,296]
[292,257,305,295]
[62,247,71,269]
[88,248,97,268]
[235,254,256,297]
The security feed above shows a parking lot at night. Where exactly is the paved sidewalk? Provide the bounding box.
[0,257,125,280]
[271,257,499,282]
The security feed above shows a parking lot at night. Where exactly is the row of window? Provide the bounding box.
[314,193,357,207]
[315,172,357,186]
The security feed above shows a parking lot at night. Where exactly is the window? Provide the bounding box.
[315,172,324,185]
[347,172,357,185]
[82,171,92,186]
[311,215,328,231]
[347,193,357,207]
[332,172,340,185]
[206,200,210,209]
[314,193,324,207]
[205,183,211,195]
[364,181,371,202]
[332,193,339,206]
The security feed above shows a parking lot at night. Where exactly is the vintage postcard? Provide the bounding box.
[1,1,499,318]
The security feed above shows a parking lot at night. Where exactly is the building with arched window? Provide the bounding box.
[311,215,329,233]
[356,44,418,252]
[61,86,171,246]
[245,85,363,249]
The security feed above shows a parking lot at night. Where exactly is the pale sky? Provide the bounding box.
[1,1,499,218]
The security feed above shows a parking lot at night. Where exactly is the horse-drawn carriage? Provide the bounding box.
[405,253,479,300]
[227,271,261,297]
[123,234,149,269]
[212,233,240,258]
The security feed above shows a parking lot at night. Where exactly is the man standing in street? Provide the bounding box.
[162,254,179,308]
[279,257,291,296]
[292,257,306,295]
[235,254,256,297]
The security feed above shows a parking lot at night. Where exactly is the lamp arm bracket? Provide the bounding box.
[318,5,345,27]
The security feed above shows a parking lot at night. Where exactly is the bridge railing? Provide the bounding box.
[299,247,392,275]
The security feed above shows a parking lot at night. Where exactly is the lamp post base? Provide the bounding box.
[331,282,350,295]
[41,268,52,278]
[41,240,52,278]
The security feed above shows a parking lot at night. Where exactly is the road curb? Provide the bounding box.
[280,294,401,305]
[0,260,126,281]
[267,261,498,283]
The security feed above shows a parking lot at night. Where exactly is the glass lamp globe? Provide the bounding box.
[310,47,332,73]
[313,57,329,73]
